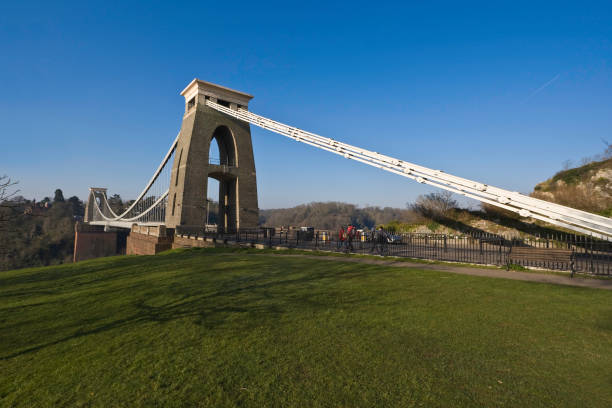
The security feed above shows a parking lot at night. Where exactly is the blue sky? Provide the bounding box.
[2,1,611,209]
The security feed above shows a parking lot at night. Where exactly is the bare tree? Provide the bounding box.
[0,175,20,227]
[0,176,20,260]
[410,191,458,219]
[561,160,573,171]
[601,138,612,160]
[0,175,19,203]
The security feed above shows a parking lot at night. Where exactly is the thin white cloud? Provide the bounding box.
[522,73,561,103]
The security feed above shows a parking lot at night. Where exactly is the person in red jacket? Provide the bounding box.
[338,226,345,249]
[346,225,355,252]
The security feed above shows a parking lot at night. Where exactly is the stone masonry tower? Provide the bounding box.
[165,79,259,232]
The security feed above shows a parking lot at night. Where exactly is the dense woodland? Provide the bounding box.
[0,185,83,271]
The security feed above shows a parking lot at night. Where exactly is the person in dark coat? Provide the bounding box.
[346,225,355,252]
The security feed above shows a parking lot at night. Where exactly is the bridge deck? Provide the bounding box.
[88,221,165,229]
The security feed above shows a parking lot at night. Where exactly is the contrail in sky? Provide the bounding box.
[522,73,561,103]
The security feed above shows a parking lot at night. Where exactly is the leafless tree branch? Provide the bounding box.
[1,175,19,201]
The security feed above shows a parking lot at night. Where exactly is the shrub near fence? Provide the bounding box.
[174,226,612,276]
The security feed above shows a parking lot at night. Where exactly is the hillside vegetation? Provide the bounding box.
[1,248,611,407]
[260,202,414,230]
[533,157,612,216]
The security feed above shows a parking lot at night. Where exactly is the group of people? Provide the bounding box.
[337,226,387,254]
[338,225,357,251]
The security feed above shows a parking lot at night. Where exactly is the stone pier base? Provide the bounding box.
[126,225,173,255]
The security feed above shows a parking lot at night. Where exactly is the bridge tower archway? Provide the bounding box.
[165,79,259,233]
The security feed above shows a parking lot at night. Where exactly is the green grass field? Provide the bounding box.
[1,248,611,407]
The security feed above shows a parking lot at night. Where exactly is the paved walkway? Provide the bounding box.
[259,253,612,290]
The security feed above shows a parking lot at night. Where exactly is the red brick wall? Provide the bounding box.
[73,231,117,262]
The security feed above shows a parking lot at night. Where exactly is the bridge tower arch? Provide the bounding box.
[165,79,259,232]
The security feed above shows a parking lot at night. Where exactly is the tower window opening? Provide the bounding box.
[209,125,236,166]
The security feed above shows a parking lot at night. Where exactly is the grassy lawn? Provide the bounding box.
[1,248,611,407]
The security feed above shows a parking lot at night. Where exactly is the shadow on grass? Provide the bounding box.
[1,251,376,360]
[0,255,143,287]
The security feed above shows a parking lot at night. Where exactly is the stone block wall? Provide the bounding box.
[172,234,215,249]
[73,222,118,262]
[126,224,173,255]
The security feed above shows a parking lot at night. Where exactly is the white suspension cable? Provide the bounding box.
[107,133,178,220]
[88,133,178,224]
[206,100,612,240]
[93,190,169,223]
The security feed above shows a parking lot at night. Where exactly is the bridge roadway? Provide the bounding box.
[88,221,163,229]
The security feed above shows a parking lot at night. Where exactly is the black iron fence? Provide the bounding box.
[174,226,612,276]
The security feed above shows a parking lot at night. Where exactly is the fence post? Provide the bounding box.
[590,235,595,273]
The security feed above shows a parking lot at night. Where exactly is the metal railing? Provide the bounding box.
[208,157,236,167]
[173,227,612,276]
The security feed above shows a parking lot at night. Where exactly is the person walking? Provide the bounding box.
[346,225,355,252]
[338,226,345,250]
[369,227,377,253]
[377,226,388,255]
[370,226,386,255]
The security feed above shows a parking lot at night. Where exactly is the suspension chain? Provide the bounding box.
[206,99,612,240]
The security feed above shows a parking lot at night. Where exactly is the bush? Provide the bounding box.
[427,221,441,232]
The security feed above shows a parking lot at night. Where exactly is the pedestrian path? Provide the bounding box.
[258,252,612,290]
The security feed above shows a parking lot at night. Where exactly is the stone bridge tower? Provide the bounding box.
[165,79,259,232]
